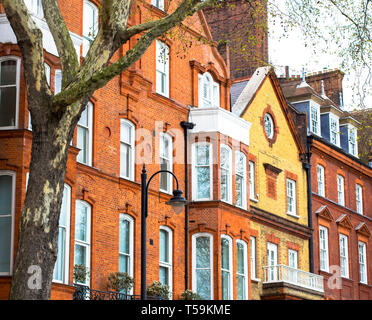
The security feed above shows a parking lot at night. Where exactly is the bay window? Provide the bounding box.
[235,151,247,209]
[221,235,233,300]
[193,143,212,200]
[220,145,232,203]
[198,72,220,108]
[236,240,248,300]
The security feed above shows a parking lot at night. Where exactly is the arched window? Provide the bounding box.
[0,171,15,275]
[221,235,233,300]
[192,142,213,200]
[235,151,247,209]
[120,119,135,181]
[74,200,91,286]
[0,57,20,129]
[77,102,93,166]
[192,233,213,300]
[220,145,232,203]
[159,132,172,193]
[198,72,220,108]
[119,214,134,291]
[53,184,71,284]
[236,240,248,300]
[159,226,173,296]
[82,1,99,57]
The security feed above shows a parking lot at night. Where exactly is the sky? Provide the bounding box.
[267,1,372,111]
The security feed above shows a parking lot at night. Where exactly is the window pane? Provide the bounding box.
[237,275,245,300]
[159,229,169,263]
[196,145,209,165]
[53,227,66,281]
[221,238,230,270]
[55,70,62,94]
[0,86,16,127]
[237,243,244,274]
[197,167,210,199]
[196,269,211,299]
[160,159,169,191]
[196,236,210,268]
[235,175,243,206]
[221,270,230,299]
[75,204,87,242]
[77,126,88,164]
[1,60,16,85]
[120,143,131,178]
[159,266,169,285]
[0,216,11,272]
[119,254,129,273]
[0,175,12,214]
[74,244,86,266]
[119,219,130,255]
[59,186,68,227]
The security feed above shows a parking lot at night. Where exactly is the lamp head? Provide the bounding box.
[166,189,187,214]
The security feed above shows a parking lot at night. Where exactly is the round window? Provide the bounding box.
[264,113,274,139]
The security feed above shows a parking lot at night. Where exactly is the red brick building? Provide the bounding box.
[280,73,372,299]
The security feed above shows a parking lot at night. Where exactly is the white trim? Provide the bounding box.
[53,183,71,284]
[356,184,363,215]
[156,40,170,97]
[358,241,367,284]
[309,101,321,136]
[119,213,134,293]
[329,113,340,147]
[159,225,173,297]
[221,234,233,300]
[319,225,329,272]
[120,119,135,181]
[0,170,16,276]
[74,200,91,286]
[286,178,297,216]
[339,233,349,278]
[348,124,358,157]
[77,102,93,166]
[192,142,213,201]
[250,236,257,280]
[267,242,278,281]
[235,151,247,209]
[220,144,232,204]
[317,164,325,197]
[236,239,248,300]
[0,56,21,130]
[159,132,173,194]
[337,174,345,206]
[192,232,213,300]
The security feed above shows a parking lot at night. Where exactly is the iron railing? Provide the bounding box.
[263,264,324,293]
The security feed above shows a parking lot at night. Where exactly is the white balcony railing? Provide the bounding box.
[263,264,324,293]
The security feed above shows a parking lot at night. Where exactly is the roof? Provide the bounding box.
[230,79,249,109]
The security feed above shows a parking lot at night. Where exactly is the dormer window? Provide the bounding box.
[349,126,358,157]
[310,104,320,135]
[198,72,220,109]
[329,114,339,146]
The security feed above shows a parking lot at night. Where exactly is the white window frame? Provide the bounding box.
[120,119,135,181]
[337,175,345,206]
[198,72,220,109]
[159,132,173,194]
[119,213,134,292]
[53,183,71,284]
[267,242,278,281]
[356,184,363,214]
[0,56,21,130]
[0,171,16,276]
[77,102,93,166]
[156,40,170,97]
[329,114,340,146]
[151,0,165,10]
[286,178,297,217]
[250,236,257,280]
[54,69,62,95]
[236,239,248,300]
[25,0,44,17]
[192,142,213,201]
[192,232,213,300]
[288,249,298,283]
[317,165,325,197]
[82,0,99,57]
[220,144,232,204]
[235,151,247,209]
[159,226,173,296]
[348,125,358,157]
[319,226,329,272]
[249,160,256,201]
[221,234,233,300]
[74,200,91,286]
[339,234,349,278]
[310,103,320,135]
[358,241,367,284]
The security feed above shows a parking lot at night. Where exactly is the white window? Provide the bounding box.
[319,226,329,272]
[339,234,349,278]
[220,145,232,203]
[120,119,135,181]
[286,178,297,216]
[221,235,233,300]
[119,214,134,290]
[330,114,339,146]
[160,133,172,193]
[356,184,363,214]
[25,0,44,17]
[236,240,248,300]
[358,241,367,284]
[310,104,320,135]
[0,171,15,275]
[267,242,278,281]
[156,40,169,97]
[198,72,220,108]
[74,200,91,286]
[82,1,99,57]
[192,143,212,200]
[264,113,274,139]
[192,233,213,300]
[249,161,256,200]
[250,236,256,279]
[288,249,298,283]
[349,126,358,157]
[337,175,345,206]
[0,57,20,129]
[235,151,247,209]
[159,226,173,295]
[317,165,325,197]
[53,184,71,284]
[152,0,164,10]
[77,102,93,166]
[54,69,62,95]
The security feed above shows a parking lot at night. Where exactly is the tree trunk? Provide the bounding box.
[9,114,74,300]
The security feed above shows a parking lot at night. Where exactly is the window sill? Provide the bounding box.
[251,277,261,283]
[287,212,300,219]
[250,197,259,203]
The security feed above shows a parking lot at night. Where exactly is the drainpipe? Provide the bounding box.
[180,120,195,291]
[303,135,314,273]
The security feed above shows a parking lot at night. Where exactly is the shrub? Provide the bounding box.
[73,264,90,284]
[146,281,170,300]
[180,289,202,300]
[106,272,134,292]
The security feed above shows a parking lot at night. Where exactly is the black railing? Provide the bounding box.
[73,285,163,300]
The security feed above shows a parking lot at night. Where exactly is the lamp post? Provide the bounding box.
[141,164,187,300]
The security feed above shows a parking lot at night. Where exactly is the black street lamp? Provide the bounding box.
[140,164,187,300]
